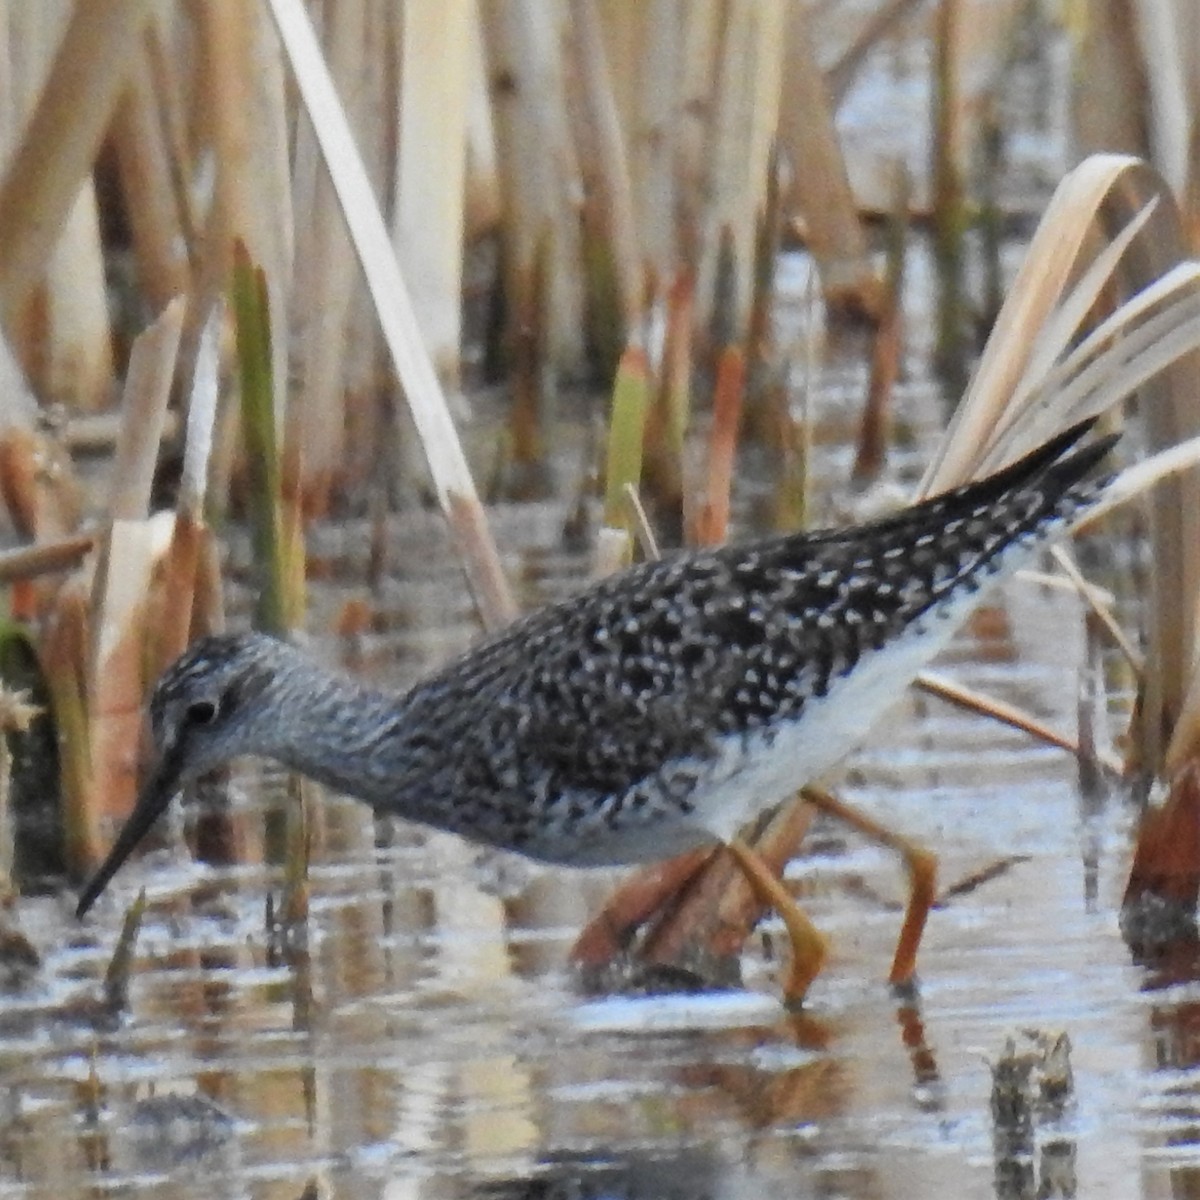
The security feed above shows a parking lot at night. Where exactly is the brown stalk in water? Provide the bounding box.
[691,345,746,548]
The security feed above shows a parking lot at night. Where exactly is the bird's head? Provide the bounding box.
[75,632,287,917]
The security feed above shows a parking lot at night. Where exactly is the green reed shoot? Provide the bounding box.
[232,241,288,636]
[603,344,651,536]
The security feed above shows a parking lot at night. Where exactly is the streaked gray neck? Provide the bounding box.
[250,657,418,807]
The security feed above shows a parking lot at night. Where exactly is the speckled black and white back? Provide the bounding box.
[140,421,1116,871]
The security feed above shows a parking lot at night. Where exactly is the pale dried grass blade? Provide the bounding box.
[920,153,1151,494]
[914,151,1200,790]
[268,0,516,629]
[916,671,1124,777]
[1047,547,1143,672]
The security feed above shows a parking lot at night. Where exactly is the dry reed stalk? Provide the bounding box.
[0,536,93,584]
[1125,763,1200,919]
[565,0,641,336]
[110,36,193,308]
[915,671,1123,777]
[693,0,786,338]
[290,0,368,517]
[638,270,693,530]
[777,0,879,315]
[742,148,784,447]
[87,299,184,844]
[1070,0,1151,170]
[507,232,551,490]
[192,0,292,409]
[32,184,113,412]
[393,0,473,382]
[661,269,694,457]
[464,4,502,241]
[41,581,94,876]
[673,1,723,263]
[153,302,222,676]
[270,0,517,630]
[570,847,713,970]
[481,0,587,373]
[930,0,969,399]
[0,426,81,543]
[853,165,909,482]
[1,6,112,414]
[824,0,927,104]
[0,0,154,330]
[629,0,682,293]
[691,346,745,547]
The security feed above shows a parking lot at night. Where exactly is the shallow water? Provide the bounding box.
[4,7,1185,1196]
[3,487,1193,1200]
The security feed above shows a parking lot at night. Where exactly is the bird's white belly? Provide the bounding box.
[686,579,1000,844]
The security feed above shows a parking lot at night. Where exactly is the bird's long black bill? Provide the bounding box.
[75,751,182,918]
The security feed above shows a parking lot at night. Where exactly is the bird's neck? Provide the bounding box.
[255,660,415,806]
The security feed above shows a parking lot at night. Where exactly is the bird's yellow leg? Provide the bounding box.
[727,836,828,1005]
[801,785,938,987]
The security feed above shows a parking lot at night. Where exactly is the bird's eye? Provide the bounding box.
[186,699,219,726]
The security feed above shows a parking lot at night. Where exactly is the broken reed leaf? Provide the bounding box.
[638,798,815,975]
[232,242,288,637]
[591,524,632,579]
[602,345,651,532]
[107,296,184,521]
[181,302,223,520]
